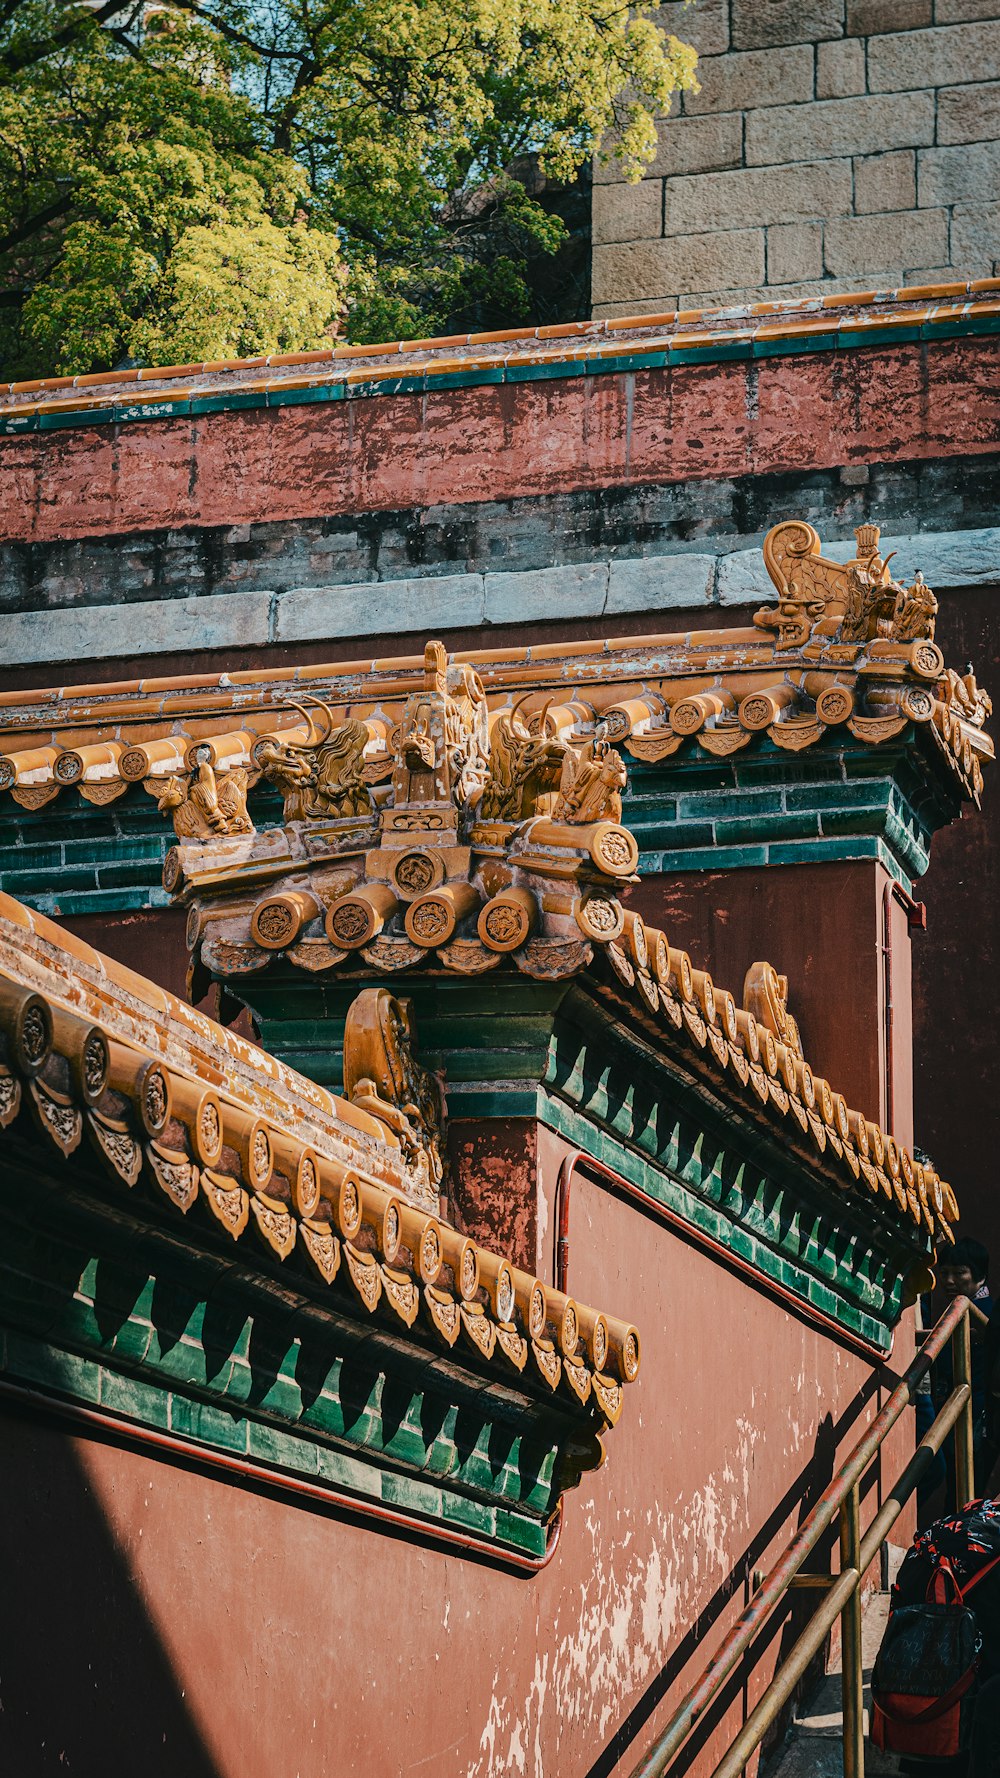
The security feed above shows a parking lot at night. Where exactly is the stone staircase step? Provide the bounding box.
[768,1587,901,1777]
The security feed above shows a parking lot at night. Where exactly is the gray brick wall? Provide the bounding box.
[592,1,1000,314]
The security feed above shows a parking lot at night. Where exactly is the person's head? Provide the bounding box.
[938,1237,990,1300]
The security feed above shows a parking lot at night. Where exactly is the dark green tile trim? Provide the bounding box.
[504,358,581,383]
[544,980,923,1330]
[532,1085,898,1352]
[753,332,839,357]
[0,1181,590,1558]
[36,406,116,429]
[837,325,922,349]
[109,399,194,423]
[430,367,506,390]
[0,1329,549,1554]
[245,968,922,1353]
[585,351,667,375]
[4,310,996,434]
[667,339,752,364]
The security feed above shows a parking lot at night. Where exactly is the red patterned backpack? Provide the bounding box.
[871,1499,1000,1759]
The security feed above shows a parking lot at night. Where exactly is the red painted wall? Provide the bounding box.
[631,860,913,1148]
[0,1123,915,1778]
[2,337,996,542]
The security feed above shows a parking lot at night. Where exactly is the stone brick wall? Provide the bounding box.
[592,0,1000,315]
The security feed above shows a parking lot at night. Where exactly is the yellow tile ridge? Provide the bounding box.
[605,309,679,333]
[1,521,989,806]
[2,280,994,411]
[344,362,427,384]
[840,310,930,330]
[596,926,955,1250]
[897,281,969,302]
[753,317,841,340]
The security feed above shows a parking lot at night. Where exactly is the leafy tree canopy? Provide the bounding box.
[0,0,697,378]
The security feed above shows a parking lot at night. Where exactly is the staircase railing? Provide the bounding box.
[629,1293,989,1778]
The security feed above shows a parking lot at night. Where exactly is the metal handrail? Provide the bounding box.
[630,1294,989,1778]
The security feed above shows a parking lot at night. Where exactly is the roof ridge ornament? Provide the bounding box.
[0,520,992,813]
[343,987,446,1194]
[162,638,639,987]
[153,744,256,839]
[754,518,940,653]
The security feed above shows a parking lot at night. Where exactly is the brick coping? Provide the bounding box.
[2,280,999,428]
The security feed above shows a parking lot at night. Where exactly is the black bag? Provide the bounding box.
[894,1497,1000,1659]
[871,1559,982,1758]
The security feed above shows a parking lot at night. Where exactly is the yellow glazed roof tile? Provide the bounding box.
[0,522,990,816]
[0,892,640,1419]
[1,280,995,420]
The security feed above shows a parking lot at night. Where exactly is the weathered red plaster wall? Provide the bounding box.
[630,859,912,1146]
[0,1129,915,1778]
[448,1117,539,1273]
[2,338,996,543]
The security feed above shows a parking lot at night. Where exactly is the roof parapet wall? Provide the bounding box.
[2,282,999,429]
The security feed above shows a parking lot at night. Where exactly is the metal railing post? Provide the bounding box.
[627,1298,989,1778]
[952,1304,976,1507]
[839,1484,864,1778]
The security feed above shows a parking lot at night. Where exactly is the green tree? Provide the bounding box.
[0,0,696,378]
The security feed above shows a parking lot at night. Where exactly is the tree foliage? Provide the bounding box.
[0,0,697,377]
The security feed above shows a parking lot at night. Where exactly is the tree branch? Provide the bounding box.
[153,0,307,63]
[0,0,130,74]
[0,192,72,260]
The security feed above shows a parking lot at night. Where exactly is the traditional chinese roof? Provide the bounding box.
[0,520,981,1266]
[588,934,958,1253]
[0,890,638,1426]
[0,521,991,818]
[49,583,951,1258]
[0,281,998,431]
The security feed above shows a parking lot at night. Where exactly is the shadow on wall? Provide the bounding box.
[586,1368,889,1778]
[0,1406,219,1778]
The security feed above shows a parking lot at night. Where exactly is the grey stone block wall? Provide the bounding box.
[592,1,1000,315]
[3,450,998,667]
